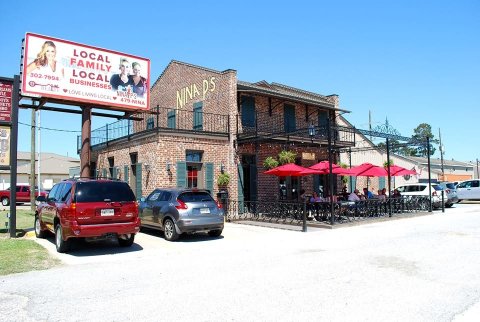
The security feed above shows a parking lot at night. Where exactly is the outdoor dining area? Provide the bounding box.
[225,161,429,230]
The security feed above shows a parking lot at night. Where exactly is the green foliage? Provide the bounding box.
[278,150,296,165]
[383,160,394,167]
[263,157,279,170]
[217,172,230,186]
[411,123,438,156]
[338,162,349,184]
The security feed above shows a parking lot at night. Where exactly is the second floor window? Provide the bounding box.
[284,104,296,133]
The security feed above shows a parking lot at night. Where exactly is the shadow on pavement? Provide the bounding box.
[140,226,224,243]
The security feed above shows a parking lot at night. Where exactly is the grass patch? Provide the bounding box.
[0,208,60,275]
[0,209,35,237]
[0,239,61,275]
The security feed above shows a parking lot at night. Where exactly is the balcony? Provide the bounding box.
[78,106,230,150]
[236,111,356,148]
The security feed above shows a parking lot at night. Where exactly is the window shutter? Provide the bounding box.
[94,168,98,179]
[193,102,203,131]
[135,163,142,199]
[112,167,117,180]
[241,96,255,127]
[102,168,107,178]
[167,109,176,129]
[205,163,214,194]
[124,165,129,183]
[379,177,386,190]
[351,176,357,191]
[284,104,296,133]
[237,164,244,212]
[176,161,187,188]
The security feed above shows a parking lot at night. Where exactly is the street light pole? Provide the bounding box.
[328,118,335,225]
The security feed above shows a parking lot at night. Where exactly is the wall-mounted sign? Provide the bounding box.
[176,76,216,109]
[0,80,12,122]
[0,126,10,166]
[302,152,316,161]
[21,33,150,112]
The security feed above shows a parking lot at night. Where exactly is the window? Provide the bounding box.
[146,117,155,130]
[167,109,176,129]
[473,180,480,188]
[59,183,72,203]
[186,151,203,162]
[193,102,203,131]
[178,191,214,203]
[187,165,199,188]
[74,182,136,202]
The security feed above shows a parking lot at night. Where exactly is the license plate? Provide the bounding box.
[200,208,210,214]
[101,209,115,216]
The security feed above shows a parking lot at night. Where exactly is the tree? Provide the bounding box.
[410,123,438,156]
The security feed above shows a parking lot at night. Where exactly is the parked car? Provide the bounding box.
[35,178,141,253]
[395,183,444,209]
[139,188,224,241]
[437,182,459,207]
[0,185,48,206]
[456,179,480,201]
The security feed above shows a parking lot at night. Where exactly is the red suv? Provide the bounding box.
[35,178,141,253]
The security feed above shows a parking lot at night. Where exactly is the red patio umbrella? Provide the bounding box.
[386,165,417,176]
[349,162,388,177]
[264,163,317,177]
[307,160,352,175]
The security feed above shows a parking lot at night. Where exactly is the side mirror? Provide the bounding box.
[36,195,46,203]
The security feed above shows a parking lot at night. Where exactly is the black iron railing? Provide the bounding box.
[237,110,355,146]
[224,196,433,229]
[78,107,230,149]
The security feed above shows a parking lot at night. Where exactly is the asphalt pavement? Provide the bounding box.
[1,203,480,321]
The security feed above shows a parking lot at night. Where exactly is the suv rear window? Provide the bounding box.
[74,181,136,202]
[178,191,214,203]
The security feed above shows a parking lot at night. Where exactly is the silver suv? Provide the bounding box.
[139,188,224,241]
[395,183,444,209]
[437,182,459,207]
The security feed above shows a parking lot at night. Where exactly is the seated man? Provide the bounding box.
[363,188,374,199]
[348,189,361,202]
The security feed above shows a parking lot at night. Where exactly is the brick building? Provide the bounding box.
[91,60,355,202]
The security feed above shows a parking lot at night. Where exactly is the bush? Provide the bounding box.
[217,172,230,186]
[278,150,296,165]
[263,157,279,169]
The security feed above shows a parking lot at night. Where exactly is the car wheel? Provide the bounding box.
[445,203,453,208]
[1,197,9,206]
[55,224,70,253]
[457,200,462,203]
[34,216,46,238]
[118,234,135,247]
[208,229,223,237]
[163,218,179,241]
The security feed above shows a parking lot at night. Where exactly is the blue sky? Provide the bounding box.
[1,0,479,162]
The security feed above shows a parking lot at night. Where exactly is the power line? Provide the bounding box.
[18,121,81,133]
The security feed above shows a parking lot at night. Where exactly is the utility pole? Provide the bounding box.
[439,128,445,181]
[477,158,479,179]
[30,106,36,213]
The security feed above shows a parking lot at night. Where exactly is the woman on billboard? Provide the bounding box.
[130,62,147,97]
[110,58,133,91]
[26,41,64,78]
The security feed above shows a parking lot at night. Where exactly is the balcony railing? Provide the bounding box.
[236,111,356,146]
[78,107,230,149]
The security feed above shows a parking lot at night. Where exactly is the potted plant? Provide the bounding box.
[217,172,230,187]
[263,156,279,170]
[278,150,296,165]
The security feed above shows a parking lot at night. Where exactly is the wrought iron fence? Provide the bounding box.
[224,196,433,229]
[77,107,230,149]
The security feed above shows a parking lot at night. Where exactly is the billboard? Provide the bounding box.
[21,33,150,112]
[0,80,12,122]
[0,126,10,166]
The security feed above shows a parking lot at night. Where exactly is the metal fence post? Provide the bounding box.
[302,201,307,232]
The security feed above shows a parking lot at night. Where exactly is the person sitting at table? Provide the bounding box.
[393,189,401,198]
[348,189,361,202]
[377,189,387,201]
[363,187,374,199]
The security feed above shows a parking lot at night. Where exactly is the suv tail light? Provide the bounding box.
[216,200,223,209]
[445,189,450,194]
[66,202,77,220]
[175,199,188,210]
[432,191,437,196]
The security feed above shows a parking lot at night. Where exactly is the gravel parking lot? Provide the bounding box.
[1,203,480,321]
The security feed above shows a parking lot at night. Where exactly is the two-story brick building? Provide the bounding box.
[90,60,356,202]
